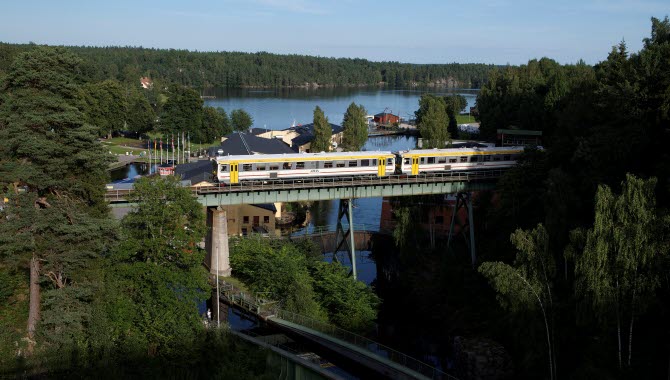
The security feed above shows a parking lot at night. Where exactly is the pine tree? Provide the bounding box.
[0,47,113,352]
[342,102,368,151]
[311,106,331,152]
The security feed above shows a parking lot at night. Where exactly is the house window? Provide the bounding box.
[296,162,305,169]
[243,216,249,224]
[361,159,369,167]
[242,164,252,171]
[324,162,333,168]
[427,157,435,164]
[241,228,248,236]
[264,216,270,224]
[348,161,358,167]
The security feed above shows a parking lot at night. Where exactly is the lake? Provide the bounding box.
[204,87,478,131]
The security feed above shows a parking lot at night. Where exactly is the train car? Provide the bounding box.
[216,151,396,184]
[397,146,525,175]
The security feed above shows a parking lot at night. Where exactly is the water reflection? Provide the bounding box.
[109,163,157,182]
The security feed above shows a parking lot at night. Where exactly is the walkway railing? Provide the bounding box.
[104,169,505,203]
[275,309,455,380]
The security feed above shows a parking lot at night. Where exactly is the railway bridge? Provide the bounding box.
[105,170,503,280]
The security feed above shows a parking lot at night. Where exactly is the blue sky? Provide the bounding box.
[0,0,665,64]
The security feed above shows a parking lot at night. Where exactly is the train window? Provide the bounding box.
[324,162,333,168]
[493,156,501,161]
[269,165,279,170]
[470,156,479,162]
[460,156,467,163]
[349,161,358,167]
[438,157,447,164]
[283,162,292,170]
[427,157,435,164]
[336,162,345,168]
[242,164,252,171]
[404,158,410,165]
[449,158,457,163]
[503,155,510,161]
[296,162,305,169]
[256,164,266,170]
[361,159,369,167]
[220,165,228,172]
[483,156,491,162]
[420,157,425,164]
[372,159,377,166]
[387,158,393,165]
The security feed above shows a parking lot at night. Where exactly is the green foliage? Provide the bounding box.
[342,102,368,151]
[311,105,331,152]
[202,106,231,142]
[0,46,113,349]
[0,42,494,88]
[229,237,379,332]
[230,108,253,132]
[416,95,450,148]
[444,94,466,138]
[311,261,380,332]
[125,87,156,135]
[80,79,127,137]
[160,84,204,141]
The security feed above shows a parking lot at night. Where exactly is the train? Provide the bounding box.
[215,146,526,184]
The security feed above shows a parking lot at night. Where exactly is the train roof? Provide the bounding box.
[399,146,525,156]
[215,151,395,163]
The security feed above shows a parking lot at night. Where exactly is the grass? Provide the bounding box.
[456,114,477,124]
[102,144,145,155]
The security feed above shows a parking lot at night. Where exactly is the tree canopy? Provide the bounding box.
[341,102,368,151]
[311,106,331,152]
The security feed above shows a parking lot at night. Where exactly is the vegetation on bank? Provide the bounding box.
[229,237,380,333]
[0,43,494,89]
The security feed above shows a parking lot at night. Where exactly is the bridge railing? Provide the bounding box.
[275,309,456,380]
[105,169,505,202]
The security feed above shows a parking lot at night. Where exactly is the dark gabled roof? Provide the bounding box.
[250,127,271,136]
[451,142,489,148]
[374,112,398,118]
[174,160,215,183]
[217,132,296,155]
[288,123,343,148]
[251,203,277,213]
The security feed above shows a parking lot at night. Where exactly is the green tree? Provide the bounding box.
[80,79,127,138]
[102,176,209,355]
[0,47,112,352]
[125,87,156,135]
[479,224,556,380]
[418,96,450,148]
[202,106,231,143]
[311,105,331,152]
[444,94,466,139]
[571,174,665,369]
[341,102,368,151]
[230,109,253,132]
[160,84,204,141]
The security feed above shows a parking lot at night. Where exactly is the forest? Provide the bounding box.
[1,14,669,380]
[0,42,494,89]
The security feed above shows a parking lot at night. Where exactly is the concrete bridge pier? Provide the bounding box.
[206,206,232,277]
[447,192,476,268]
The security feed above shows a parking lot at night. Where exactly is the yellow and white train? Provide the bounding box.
[215,146,525,184]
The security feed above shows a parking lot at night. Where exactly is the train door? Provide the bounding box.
[411,156,419,175]
[230,162,239,184]
[377,157,386,176]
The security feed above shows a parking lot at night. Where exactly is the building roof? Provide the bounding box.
[287,123,343,148]
[213,132,296,156]
[252,203,277,213]
[497,129,542,136]
[374,112,398,118]
[250,127,272,136]
[174,160,215,183]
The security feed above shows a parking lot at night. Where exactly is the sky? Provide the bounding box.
[0,0,666,65]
